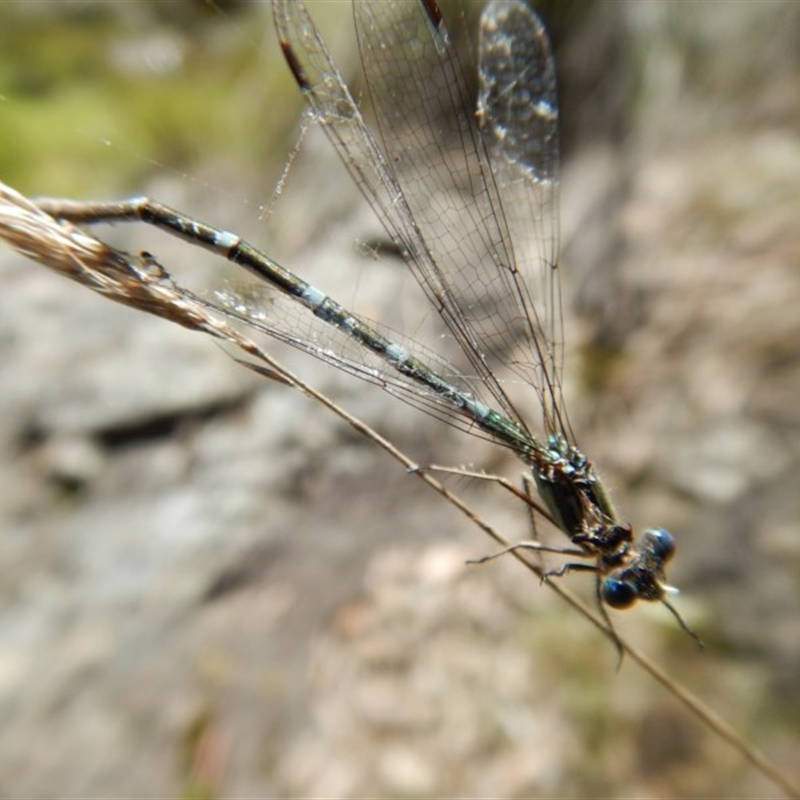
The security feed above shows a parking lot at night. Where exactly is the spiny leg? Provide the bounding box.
[661,597,704,649]
[414,464,555,523]
[467,542,589,568]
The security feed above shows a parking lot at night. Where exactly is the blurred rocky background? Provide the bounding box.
[1,1,799,797]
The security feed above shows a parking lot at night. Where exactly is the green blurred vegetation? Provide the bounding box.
[0,1,303,198]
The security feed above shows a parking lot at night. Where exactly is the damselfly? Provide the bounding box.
[33,0,697,640]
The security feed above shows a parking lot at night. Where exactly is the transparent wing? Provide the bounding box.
[477,0,567,436]
[354,0,567,438]
[206,282,505,444]
[273,0,567,440]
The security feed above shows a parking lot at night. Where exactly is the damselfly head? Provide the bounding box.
[600,527,677,609]
[600,527,701,644]
[601,575,639,609]
[641,527,676,563]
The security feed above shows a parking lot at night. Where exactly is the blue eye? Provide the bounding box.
[644,528,675,561]
[602,578,638,609]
